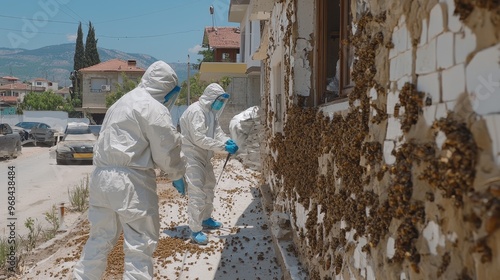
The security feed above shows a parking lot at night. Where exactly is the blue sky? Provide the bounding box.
[0,0,238,63]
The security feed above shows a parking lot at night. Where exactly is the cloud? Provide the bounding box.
[66,34,77,42]
[188,44,206,54]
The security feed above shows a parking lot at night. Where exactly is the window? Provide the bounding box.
[90,78,107,93]
[316,0,354,105]
[36,81,42,86]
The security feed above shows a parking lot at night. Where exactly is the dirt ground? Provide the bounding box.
[5,154,283,280]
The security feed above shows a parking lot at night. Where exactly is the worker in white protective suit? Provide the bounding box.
[73,61,186,280]
[229,106,262,171]
[179,83,238,245]
[229,106,260,153]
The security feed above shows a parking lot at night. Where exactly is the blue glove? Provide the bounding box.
[225,142,239,155]
[225,139,236,146]
[172,178,185,196]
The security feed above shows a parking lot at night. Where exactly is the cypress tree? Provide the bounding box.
[72,22,85,103]
[73,22,85,71]
[84,22,100,67]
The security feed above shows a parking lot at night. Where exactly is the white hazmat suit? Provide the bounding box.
[179,83,230,234]
[229,106,262,171]
[73,61,186,280]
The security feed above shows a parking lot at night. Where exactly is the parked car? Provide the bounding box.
[14,122,57,146]
[55,123,97,165]
[0,123,22,158]
[89,125,102,138]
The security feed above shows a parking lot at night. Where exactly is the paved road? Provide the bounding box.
[0,146,94,237]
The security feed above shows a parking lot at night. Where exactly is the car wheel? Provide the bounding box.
[56,158,66,165]
[12,141,21,158]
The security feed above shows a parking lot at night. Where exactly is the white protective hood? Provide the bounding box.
[139,61,179,104]
[199,83,226,110]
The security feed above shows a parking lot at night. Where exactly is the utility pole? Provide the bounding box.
[187,55,190,106]
[210,6,215,31]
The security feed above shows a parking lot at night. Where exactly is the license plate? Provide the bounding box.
[74,153,93,159]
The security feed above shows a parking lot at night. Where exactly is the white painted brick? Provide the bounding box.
[369,87,378,100]
[416,38,437,75]
[423,105,437,126]
[435,103,448,120]
[437,32,454,69]
[398,15,406,28]
[389,26,399,59]
[417,72,440,103]
[446,101,456,111]
[442,64,465,102]
[455,27,476,64]
[397,25,409,53]
[387,90,399,115]
[397,76,411,91]
[386,117,403,140]
[402,51,413,77]
[420,19,428,47]
[384,140,396,164]
[428,4,447,40]
[390,57,398,81]
[484,114,500,166]
[466,43,500,115]
[390,51,412,81]
[389,46,398,60]
[445,0,462,32]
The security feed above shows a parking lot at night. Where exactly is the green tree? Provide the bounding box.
[176,73,208,105]
[176,73,231,106]
[20,91,73,112]
[73,22,85,71]
[72,22,85,105]
[84,21,100,68]
[105,73,139,108]
[193,48,214,70]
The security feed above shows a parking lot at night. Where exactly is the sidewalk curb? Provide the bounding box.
[258,183,308,280]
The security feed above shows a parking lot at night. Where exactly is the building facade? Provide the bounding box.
[254,0,500,279]
[78,59,145,122]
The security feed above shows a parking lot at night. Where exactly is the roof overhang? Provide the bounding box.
[250,0,273,20]
[228,0,249,23]
[252,25,269,61]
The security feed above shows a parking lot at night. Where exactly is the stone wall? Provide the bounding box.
[261,0,500,279]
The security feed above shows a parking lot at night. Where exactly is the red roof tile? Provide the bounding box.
[0,84,29,90]
[204,27,241,49]
[1,76,19,81]
[33,78,50,82]
[79,59,146,73]
[0,96,19,103]
[0,83,45,91]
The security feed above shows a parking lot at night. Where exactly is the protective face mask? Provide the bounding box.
[212,99,224,111]
[163,85,181,110]
[211,93,230,111]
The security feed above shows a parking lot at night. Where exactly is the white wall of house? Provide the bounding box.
[31,80,58,92]
[261,0,500,279]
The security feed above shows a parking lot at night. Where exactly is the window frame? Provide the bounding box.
[315,0,353,106]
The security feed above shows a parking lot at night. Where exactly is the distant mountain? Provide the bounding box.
[0,43,194,87]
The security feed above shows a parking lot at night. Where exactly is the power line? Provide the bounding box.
[0,14,78,24]
[98,29,202,39]
[58,6,87,24]
[0,27,68,35]
[0,26,201,39]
